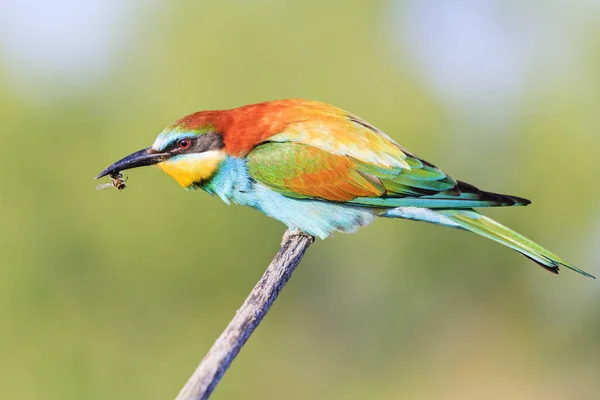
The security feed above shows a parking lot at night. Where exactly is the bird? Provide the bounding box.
[96,99,594,278]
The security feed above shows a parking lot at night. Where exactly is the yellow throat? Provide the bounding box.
[157,150,225,187]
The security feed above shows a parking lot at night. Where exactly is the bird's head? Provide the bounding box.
[96,119,226,188]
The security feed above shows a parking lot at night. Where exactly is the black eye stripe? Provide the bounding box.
[164,139,188,152]
[168,132,224,154]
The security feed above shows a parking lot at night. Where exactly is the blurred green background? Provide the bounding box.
[1,1,599,399]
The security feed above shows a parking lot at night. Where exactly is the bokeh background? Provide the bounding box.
[1,1,599,399]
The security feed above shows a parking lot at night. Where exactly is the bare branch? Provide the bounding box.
[175,230,315,400]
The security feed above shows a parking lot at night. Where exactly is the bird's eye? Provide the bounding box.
[178,139,191,149]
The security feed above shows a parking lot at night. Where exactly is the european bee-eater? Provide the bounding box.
[97,99,594,278]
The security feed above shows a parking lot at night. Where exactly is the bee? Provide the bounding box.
[96,172,128,191]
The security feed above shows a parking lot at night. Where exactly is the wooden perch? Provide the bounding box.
[175,230,315,400]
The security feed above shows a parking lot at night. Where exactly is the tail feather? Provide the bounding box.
[436,209,595,279]
[353,183,531,209]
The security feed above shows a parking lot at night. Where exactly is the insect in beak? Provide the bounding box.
[96,172,128,191]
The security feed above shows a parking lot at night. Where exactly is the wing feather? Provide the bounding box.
[246,112,529,208]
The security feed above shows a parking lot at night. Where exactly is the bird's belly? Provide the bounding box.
[232,183,376,239]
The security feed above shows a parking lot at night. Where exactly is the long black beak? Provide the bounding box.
[95,147,169,179]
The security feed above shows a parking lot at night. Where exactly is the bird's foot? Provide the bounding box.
[281,229,315,247]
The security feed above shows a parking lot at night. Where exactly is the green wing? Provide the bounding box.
[246,141,529,208]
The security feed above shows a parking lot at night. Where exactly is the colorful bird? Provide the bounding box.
[96,99,594,278]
